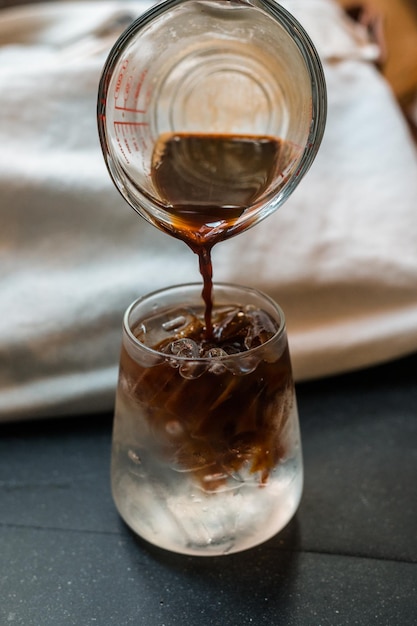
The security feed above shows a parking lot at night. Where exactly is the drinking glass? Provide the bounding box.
[111,283,303,556]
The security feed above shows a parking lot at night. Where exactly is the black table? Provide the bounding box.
[1,353,416,625]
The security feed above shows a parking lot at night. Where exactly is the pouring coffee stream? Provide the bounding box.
[97,0,327,338]
[150,131,299,338]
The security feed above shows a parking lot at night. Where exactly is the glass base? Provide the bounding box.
[111,444,303,557]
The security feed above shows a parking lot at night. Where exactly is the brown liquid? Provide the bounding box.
[121,303,294,490]
[151,132,295,337]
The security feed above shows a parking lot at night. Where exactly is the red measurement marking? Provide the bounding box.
[124,75,133,100]
[114,121,148,126]
[115,136,130,164]
[114,105,146,114]
[124,137,132,155]
[114,59,129,101]
[134,70,148,100]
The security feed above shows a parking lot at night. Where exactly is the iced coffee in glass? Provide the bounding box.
[97,0,327,556]
[111,283,302,556]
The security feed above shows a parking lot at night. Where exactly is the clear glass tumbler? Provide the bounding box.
[111,283,303,556]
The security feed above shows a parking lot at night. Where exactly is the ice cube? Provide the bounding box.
[169,338,200,359]
[244,308,278,349]
[205,347,228,358]
[212,307,249,344]
[212,305,277,352]
[165,338,208,379]
[229,354,260,375]
[162,315,189,332]
[136,306,204,349]
[205,347,228,375]
[179,360,208,380]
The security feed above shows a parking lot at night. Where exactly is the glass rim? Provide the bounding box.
[122,282,287,362]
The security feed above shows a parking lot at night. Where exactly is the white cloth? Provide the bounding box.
[1,0,416,421]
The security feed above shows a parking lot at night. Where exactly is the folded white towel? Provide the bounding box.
[1,0,416,420]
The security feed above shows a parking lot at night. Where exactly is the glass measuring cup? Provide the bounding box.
[97,0,327,247]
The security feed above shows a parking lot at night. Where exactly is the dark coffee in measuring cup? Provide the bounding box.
[151,132,297,244]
